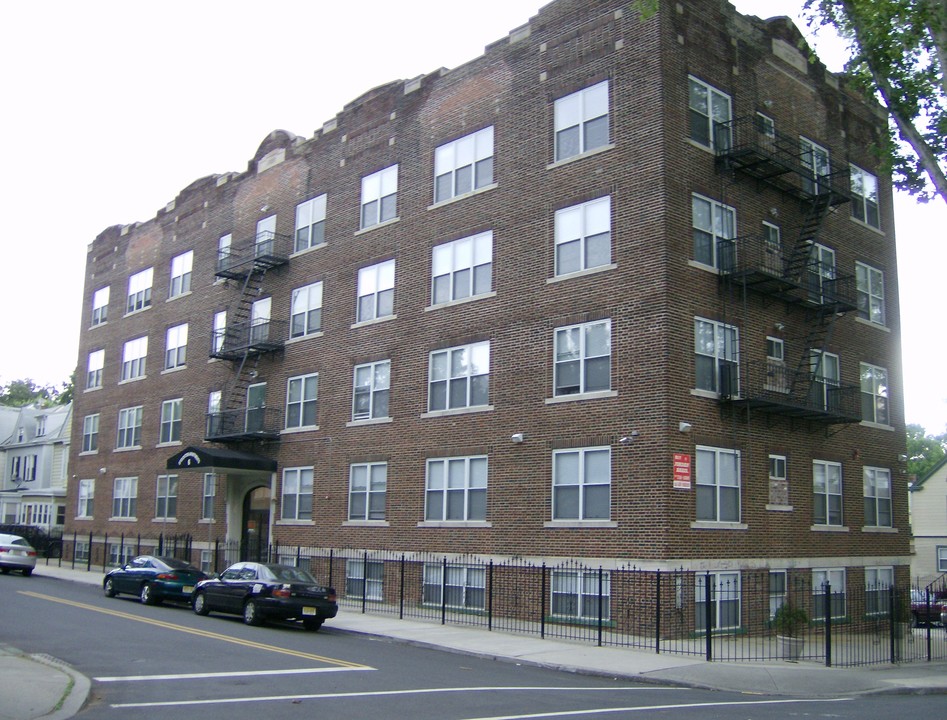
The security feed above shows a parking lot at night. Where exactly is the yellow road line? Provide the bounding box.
[18,591,371,669]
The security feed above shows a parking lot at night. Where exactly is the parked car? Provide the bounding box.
[191,562,337,631]
[910,588,947,627]
[104,555,208,605]
[0,533,37,576]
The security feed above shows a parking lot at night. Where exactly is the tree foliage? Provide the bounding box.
[804,0,947,205]
[0,378,71,408]
[906,423,947,479]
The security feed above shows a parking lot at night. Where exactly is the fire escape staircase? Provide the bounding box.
[205,232,291,443]
[713,117,861,426]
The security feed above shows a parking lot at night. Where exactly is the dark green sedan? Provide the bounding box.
[104,555,208,605]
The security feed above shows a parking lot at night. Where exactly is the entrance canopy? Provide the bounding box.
[166,446,277,473]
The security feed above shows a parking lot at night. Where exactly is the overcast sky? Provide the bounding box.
[0,0,943,434]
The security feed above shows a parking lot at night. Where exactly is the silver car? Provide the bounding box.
[0,533,37,576]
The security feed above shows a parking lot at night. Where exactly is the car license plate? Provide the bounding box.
[12,550,24,556]
[183,586,194,593]
[302,607,317,616]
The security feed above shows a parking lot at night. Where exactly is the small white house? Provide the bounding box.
[0,402,71,532]
[909,457,947,586]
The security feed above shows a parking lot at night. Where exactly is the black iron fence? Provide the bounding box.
[50,536,947,667]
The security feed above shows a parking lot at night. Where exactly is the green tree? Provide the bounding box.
[0,378,71,407]
[906,423,947,478]
[804,0,947,205]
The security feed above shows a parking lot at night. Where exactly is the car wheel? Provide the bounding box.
[193,592,210,616]
[22,568,32,577]
[303,617,324,632]
[104,578,117,597]
[0,568,10,575]
[243,599,264,626]
[140,583,159,605]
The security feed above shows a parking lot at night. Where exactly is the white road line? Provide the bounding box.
[115,694,851,716]
[96,666,374,682]
[110,685,674,709]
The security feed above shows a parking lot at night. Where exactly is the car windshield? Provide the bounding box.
[11,538,31,548]
[264,565,317,584]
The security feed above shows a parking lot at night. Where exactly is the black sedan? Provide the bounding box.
[104,555,208,605]
[191,562,337,631]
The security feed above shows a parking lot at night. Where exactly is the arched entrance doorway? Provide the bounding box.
[241,486,271,562]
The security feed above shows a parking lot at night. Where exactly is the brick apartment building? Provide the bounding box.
[66,0,908,630]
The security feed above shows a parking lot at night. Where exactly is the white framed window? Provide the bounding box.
[360,164,398,229]
[554,319,611,397]
[108,543,135,566]
[688,76,732,150]
[769,570,787,619]
[353,360,390,421]
[696,446,741,523]
[800,136,831,194]
[36,416,46,437]
[850,165,880,228]
[812,568,846,621]
[169,250,193,297]
[116,406,143,449]
[112,477,138,519]
[348,462,387,521]
[694,318,739,395]
[250,297,271,344]
[126,267,153,313]
[121,336,148,381]
[552,447,610,520]
[551,569,611,620]
[425,456,487,522]
[82,414,99,453]
[77,479,94,518]
[217,233,233,272]
[159,399,182,444]
[806,243,838,305]
[937,547,947,573]
[255,215,277,255]
[860,363,889,425]
[295,194,327,252]
[756,112,775,139]
[809,350,840,411]
[290,282,323,338]
[155,475,178,520]
[762,221,782,274]
[357,260,395,322]
[695,572,741,632]
[428,341,490,412]
[554,80,610,161]
[346,559,384,601]
[86,349,104,389]
[855,262,885,326]
[431,231,492,305]
[165,323,188,370]
[765,336,788,393]
[434,126,494,202]
[692,194,735,269]
[281,467,313,521]
[422,563,485,610]
[813,460,843,526]
[769,454,787,482]
[863,467,892,528]
[201,473,216,520]
[212,310,227,353]
[285,373,318,430]
[208,390,221,417]
[865,566,894,616]
[554,196,611,276]
[91,286,109,326]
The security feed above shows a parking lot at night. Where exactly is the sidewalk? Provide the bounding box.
[6,561,947,719]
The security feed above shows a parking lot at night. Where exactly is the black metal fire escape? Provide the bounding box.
[713,116,861,426]
[205,230,291,443]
